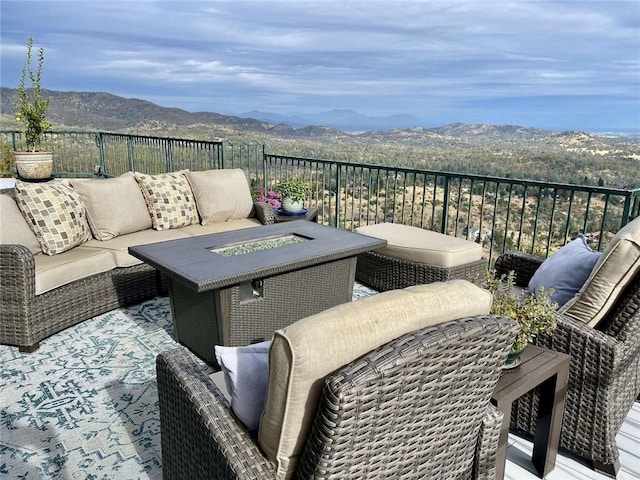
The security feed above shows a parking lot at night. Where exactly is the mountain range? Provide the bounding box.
[0,88,637,153]
[239,109,420,131]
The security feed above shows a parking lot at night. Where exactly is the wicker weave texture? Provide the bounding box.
[223,257,355,346]
[493,250,544,287]
[156,315,517,480]
[0,188,275,351]
[498,250,640,475]
[253,201,276,225]
[0,243,159,349]
[355,250,487,291]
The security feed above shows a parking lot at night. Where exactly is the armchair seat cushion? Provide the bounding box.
[258,279,493,478]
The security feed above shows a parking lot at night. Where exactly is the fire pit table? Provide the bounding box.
[129,222,386,364]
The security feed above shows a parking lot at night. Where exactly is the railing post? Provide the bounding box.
[441,176,450,234]
[621,190,640,226]
[166,139,173,172]
[220,142,227,169]
[334,163,341,228]
[633,191,640,219]
[262,146,268,191]
[127,137,135,172]
[11,132,17,151]
[95,132,106,176]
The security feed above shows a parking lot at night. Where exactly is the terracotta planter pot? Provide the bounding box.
[13,151,54,180]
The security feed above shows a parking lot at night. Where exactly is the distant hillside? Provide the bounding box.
[1,87,638,188]
[240,109,420,131]
[0,87,280,132]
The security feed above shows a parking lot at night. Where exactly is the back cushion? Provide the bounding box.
[0,192,41,254]
[561,216,640,327]
[14,181,91,255]
[186,169,254,224]
[134,171,199,230]
[70,172,152,240]
[258,279,493,478]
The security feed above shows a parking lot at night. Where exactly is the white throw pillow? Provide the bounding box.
[214,340,271,432]
[528,236,602,307]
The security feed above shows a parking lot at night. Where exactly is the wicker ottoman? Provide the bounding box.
[355,223,487,291]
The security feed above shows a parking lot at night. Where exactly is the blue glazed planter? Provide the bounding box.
[503,346,526,370]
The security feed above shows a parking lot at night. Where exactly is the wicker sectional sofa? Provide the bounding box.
[0,169,274,352]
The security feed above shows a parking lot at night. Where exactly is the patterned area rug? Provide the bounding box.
[0,283,378,479]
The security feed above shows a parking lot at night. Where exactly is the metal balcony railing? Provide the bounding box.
[2,130,638,260]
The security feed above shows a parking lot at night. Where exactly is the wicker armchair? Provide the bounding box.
[156,314,517,480]
[495,250,640,477]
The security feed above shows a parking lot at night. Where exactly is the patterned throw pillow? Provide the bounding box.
[14,180,91,255]
[134,171,199,230]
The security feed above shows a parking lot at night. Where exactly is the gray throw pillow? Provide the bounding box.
[528,236,602,307]
[214,340,271,432]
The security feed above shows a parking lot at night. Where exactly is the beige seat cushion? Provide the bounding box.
[34,246,116,295]
[258,279,493,478]
[355,222,482,268]
[70,173,152,240]
[186,169,254,225]
[0,193,41,254]
[178,218,261,236]
[561,216,640,327]
[82,229,190,267]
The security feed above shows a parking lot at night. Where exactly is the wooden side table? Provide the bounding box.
[274,206,318,223]
[491,345,570,479]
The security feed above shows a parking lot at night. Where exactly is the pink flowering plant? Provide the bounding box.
[252,186,282,208]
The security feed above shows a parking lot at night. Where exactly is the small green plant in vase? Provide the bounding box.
[276,179,310,212]
[481,270,558,368]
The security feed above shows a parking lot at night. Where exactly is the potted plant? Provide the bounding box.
[13,37,53,180]
[276,178,310,212]
[481,270,558,368]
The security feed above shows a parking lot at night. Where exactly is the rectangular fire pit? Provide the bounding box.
[129,222,386,364]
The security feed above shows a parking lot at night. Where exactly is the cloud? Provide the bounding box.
[1,0,638,130]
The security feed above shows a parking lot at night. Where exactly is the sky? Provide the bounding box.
[1,0,639,132]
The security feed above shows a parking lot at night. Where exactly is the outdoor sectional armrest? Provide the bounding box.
[474,403,503,480]
[537,312,625,379]
[494,251,545,287]
[156,347,277,480]
[0,244,36,301]
[253,201,276,225]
